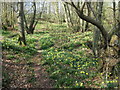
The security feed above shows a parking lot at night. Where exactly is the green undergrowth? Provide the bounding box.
[39,35,55,49]
[41,47,99,88]
[2,21,119,88]
[38,22,119,88]
[2,32,37,56]
[38,22,100,88]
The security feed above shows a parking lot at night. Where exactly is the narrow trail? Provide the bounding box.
[3,39,53,88]
[31,52,53,88]
[30,31,54,88]
[29,40,54,88]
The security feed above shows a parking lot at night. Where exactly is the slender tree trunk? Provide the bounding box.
[82,20,85,32]
[63,3,70,27]
[93,2,103,57]
[81,2,85,32]
[85,3,91,31]
[18,2,26,45]
[28,2,36,34]
[12,4,15,29]
[64,3,73,27]
[24,2,36,34]
[3,3,7,26]
[113,1,116,29]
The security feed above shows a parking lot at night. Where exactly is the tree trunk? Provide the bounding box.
[113,1,117,30]
[4,3,8,26]
[24,2,36,34]
[63,3,73,27]
[18,2,26,45]
[93,2,103,57]
[63,3,70,27]
[85,3,91,31]
[28,2,36,34]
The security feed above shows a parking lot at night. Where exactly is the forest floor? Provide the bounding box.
[2,38,53,88]
[2,21,119,88]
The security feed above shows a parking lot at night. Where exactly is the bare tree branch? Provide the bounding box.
[66,1,108,45]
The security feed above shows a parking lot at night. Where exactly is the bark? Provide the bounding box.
[110,1,120,41]
[18,2,26,45]
[93,2,103,57]
[85,3,90,31]
[55,2,60,23]
[82,19,85,32]
[4,3,8,26]
[10,3,15,29]
[63,3,73,27]
[28,2,36,34]
[113,1,116,29]
[48,2,51,14]
[63,3,69,27]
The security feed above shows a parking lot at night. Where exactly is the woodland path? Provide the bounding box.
[3,38,53,88]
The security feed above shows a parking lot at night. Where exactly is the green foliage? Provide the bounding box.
[42,47,98,87]
[2,30,13,37]
[2,21,119,88]
[2,30,11,35]
[39,36,54,49]
[6,55,16,60]
[2,39,37,55]
[35,22,100,88]
[2,31,38,55]
[61,41,82,50]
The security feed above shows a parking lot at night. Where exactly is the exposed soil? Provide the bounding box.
[2,39,54,88]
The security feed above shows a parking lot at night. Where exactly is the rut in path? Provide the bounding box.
[3,50,53,88]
